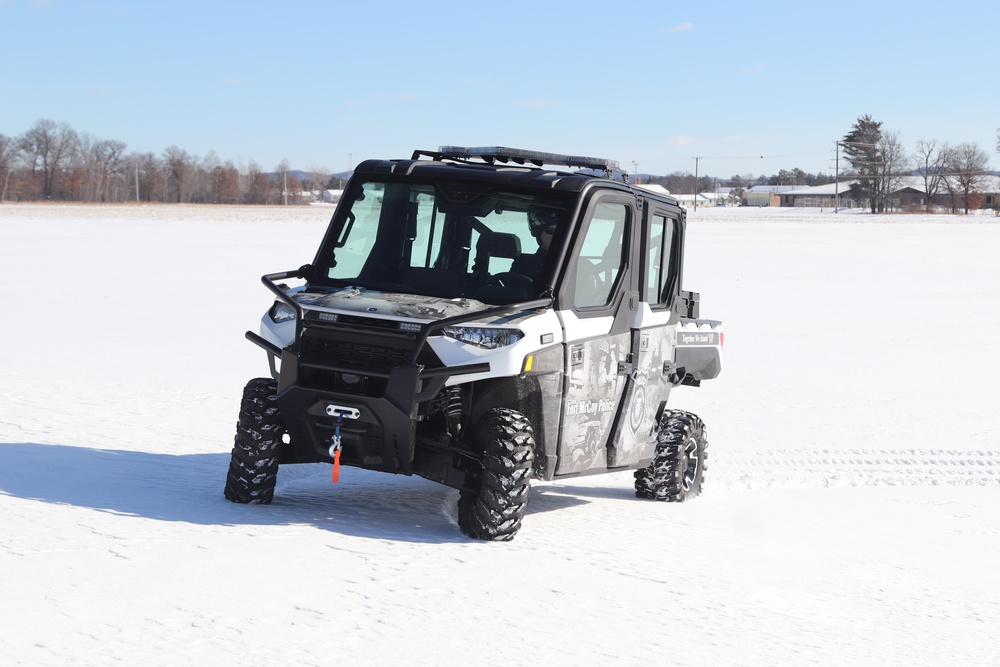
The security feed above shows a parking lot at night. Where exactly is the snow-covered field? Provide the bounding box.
[2,202,999,666]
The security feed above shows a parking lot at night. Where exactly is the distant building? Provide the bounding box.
[779,176,1000,211]
[673,193,712,208]
[778,182,858,209]
[635,183,671,197]
[744,185,797,207]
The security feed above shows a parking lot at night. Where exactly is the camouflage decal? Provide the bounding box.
[556,333,629,474]
[293,289,538,325]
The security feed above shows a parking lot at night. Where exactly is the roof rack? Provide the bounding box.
[412,146,622,179]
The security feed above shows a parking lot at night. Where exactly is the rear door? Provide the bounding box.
[609,204,685,467]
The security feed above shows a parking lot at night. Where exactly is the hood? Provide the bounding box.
[293,287,487,322]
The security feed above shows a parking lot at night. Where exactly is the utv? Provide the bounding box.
[224,146,723,541]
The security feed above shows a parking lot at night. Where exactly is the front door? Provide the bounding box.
[555,197,637,475]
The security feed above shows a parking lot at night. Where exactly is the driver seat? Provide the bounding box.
[472,232,528,304]
[472,232,522,278]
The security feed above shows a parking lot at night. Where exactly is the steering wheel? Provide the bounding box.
[484,272,534,291]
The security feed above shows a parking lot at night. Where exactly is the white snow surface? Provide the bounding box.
[2,203,999,666]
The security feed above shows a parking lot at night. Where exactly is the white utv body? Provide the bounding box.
[225,147,723,540]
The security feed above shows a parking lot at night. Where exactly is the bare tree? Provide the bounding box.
[243,160,271,205]
[0,132,20,201]
[77,134,127,202]
[98,140,128,202]
[305,164,331,202]
[163,146,193,203]
[276,159,291,205]
[212,161,241,204]
[945,142,991,214]
[130,151,163,202]
[18,119,78,199]
[876,130,909,212]
[727,174,746,206]
[914,139,949,212]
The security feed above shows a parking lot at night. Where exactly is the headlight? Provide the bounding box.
[268,301,297,323]
[442,326,523,349]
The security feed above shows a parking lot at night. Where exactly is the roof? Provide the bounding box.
[780,181,858,196]
[635,183,671,196]
[782,175,1000,197]
[747,185,799,193]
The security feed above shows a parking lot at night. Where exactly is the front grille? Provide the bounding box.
[298,323,442,395]
[337,313,403,331]
[303,337,411,366]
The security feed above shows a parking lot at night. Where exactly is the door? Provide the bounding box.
[608,207,684,468]
[555,197,637,475]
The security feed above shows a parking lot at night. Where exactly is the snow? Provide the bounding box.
[2,202,999,666]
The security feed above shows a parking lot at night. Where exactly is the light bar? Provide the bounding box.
[434,146,620,172]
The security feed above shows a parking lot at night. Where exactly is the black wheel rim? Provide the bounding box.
[681,440,700,491]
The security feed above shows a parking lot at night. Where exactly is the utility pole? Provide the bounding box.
[834,141,840,213]
[692,157,702,211]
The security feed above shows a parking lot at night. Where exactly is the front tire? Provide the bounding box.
[224,378,284,504]
[457,408,535,541]
[634,410,707,502]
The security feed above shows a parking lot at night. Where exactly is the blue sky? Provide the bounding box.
[2,0,997,178]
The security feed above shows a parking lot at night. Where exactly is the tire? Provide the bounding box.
[457,408,535,541]
[634,410,707,502]
[224,378,284,504]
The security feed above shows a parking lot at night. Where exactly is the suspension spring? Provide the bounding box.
[445,386,463,436]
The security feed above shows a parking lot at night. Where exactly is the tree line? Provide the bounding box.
[649,115,997,213]
[840,114,995,214]
[0,119,333,204]
[643,115,997,213]
[642,167,833,203]
[12,118,813,206]
[2,117,995,210]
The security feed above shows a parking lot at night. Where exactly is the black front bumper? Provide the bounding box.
[247,268,552,476]
[275,349,476,473]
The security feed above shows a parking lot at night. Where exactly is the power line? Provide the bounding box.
[635,151,829,164]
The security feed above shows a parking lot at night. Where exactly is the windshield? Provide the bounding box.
[312,178,573,304]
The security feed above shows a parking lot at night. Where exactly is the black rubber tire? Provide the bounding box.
[457,408,535,541]
[224,378,284,504]
[634,410,707,502]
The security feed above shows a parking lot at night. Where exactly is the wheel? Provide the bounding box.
[224,378,284,504]
[457,408,535,541]
[484,271,533,291]
[634,410,707,502]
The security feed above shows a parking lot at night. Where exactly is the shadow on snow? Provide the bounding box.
[0,442,605,543]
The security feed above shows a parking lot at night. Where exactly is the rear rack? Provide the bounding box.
[412,145,625,181]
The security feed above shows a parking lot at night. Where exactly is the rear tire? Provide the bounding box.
[457,408,535,541]
[224,378,284,504]
[634,410,707,502]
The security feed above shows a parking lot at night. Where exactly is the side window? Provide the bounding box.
[574,202,628,309]
[407,188,443,269]
[328,181,383,279]
[646,213,678,306]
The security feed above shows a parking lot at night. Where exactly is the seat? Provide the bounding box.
[574,258,606,307]
[471,232,522,278]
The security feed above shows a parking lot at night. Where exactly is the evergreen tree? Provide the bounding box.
[843,115,883,213]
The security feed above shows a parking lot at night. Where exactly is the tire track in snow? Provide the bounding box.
[712,448,1000,490]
